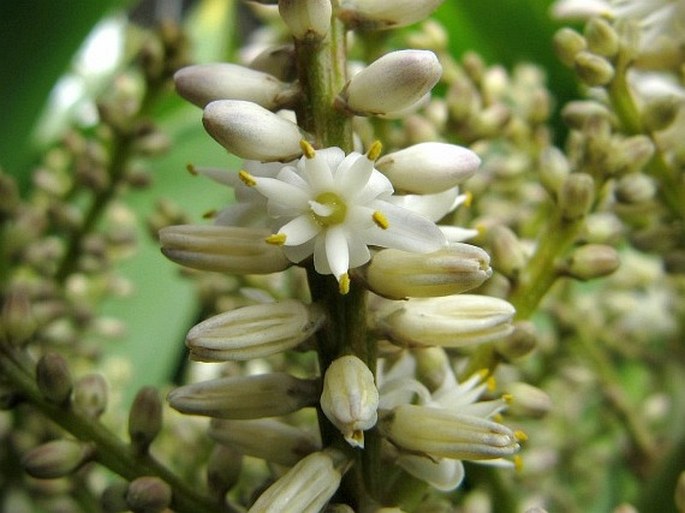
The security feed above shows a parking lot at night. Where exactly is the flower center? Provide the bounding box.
[309,192,347,227]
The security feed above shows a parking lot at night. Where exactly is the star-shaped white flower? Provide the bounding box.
[239,141,446,293]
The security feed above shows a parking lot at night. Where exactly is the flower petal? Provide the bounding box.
[335,154,374,197]
[255,177,311,210]
[324,226,350,280]
[389,187,462,221]
[365,202,446,253]
[279,215,321,246]
[302,153,334,192]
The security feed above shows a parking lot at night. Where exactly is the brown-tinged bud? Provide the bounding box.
[21,439,94,479]
[574,51,614,87]
[488,225,527,279]
[563,244,620,280]
[1,286,37,345]
[206,444,243,498]
[611,135,655,175]
[101,482,129,513]
[615,173,656,204]
[558,173,595,221]
[279,0,332,40]
[584,18,619,58]
[495,321,537,360]
[553,28,586,67]
[73,374,108,419]
[36,353,73,404]
[128,387,162,454]
[126,477,172,513]
[561,100,612,130]
[642,96,681,132]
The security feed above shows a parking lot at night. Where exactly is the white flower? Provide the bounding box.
[239,141,446,293]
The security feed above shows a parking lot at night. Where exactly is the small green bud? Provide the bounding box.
[642,96,680,132]
[574,51,614,86]
[489,225,528,279]
[22,439,94,479]
[505,382,552,418]
[128,387,162,454]
[675,470,685,513]
[126,477,172,513]
[73,374,108,419]
[414,347,450,391]
[36,353,73,405]
[561,100,612,130]
[615,173,656,204]
[101,482,129,513]
[206,444,243,498]
[1,286,37,345]
[553,28,586,67]
[495,321,537,360]
[611,135,655,175]
[538,147,570,197]
[584,18,619,58]
[558,173,595,221]
[563,244,620,280]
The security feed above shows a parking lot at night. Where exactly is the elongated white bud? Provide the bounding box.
[337,50,442,116]
[338,0,444,30]
[210,418,320,466]
[320,355,379,448]
[360,244,491,299]
[279,0,332,40]
[372,295,515,348]
[167,373,319,419]
[174,63,298,109]
[187,300,324,361]
[248,449,350,513]
[159,224,291,274]
[380,404,520,460]
[376,142,480,194]
[203,100,306,161]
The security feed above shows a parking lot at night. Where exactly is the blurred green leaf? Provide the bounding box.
[0,0,133,186]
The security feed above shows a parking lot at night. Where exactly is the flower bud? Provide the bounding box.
[338,0,443,29]
[203,100,306,161]
[380,404,519,460]
[186,300,324,361]
[320,355,379,448]
[1,286,36,345]
[101,482,129,513]
[174,63,298,109]
[505,382,552,418]
[128,387,162,454]
[210,418,320,466]
[611,135,655,175]
[574,51,614,87]
[584,18,619,58]
[361,244,492,299]
[414,347,450,391]
[642,96,680,132]
[373,295,515,348]
[22,439,94,479]
[675,471,685,513]
[168,372,320,419]
[249,45,297,82]
[553,27,586,67]
[159,224,291,274]
[206,444,243,498]
[563,244,620,280]
[73,374,108,419]
[615,173,656,204]
[538,146,570,196]
[488,225,527,279]
[337,50,441,116]
[375,142,480,194]
[561,100,612,130]
[494,321,537,360]
[397,454,465,492]
[36,353,72,404]
[248,449,349,513]
[279,0,332,40]
[558,173,595,221]
[126,477,172,513]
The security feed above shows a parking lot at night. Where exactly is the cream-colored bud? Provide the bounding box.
[489,225,527,279]
[210,418,320,466]
[186,300,324,361]
[207,445,243,498]
[373,295,515,348]
[279,0,332,40]
[249,45,297,82]
[174,63,298,109]
[203,100,306,161]
[1,286,36,344]
[642,96,680,132]
[558,173,595,221]
[584,18,619,58]
[538,146,570,196]
[584,212,624,244]
[36,353,72,405]
[22,439,94,479]
[159,224,291,274]
[376,142,480,194]
[561,100,612,130]
[574,51,614,87]
[611,135,655,175]
[505,382,552,418]
[380,404,519,460]
[495,321,537,360]
[73,374,108,419]
[320,355,379,448]
[128,387,162,454]
[168,372,319,419]
[126,477,172,513]
[563,244,620,280]
[615,173,656,204]
[337,50,442,116]
[248,449,349,513]
[338,0,443,29]
[553,28,586,67]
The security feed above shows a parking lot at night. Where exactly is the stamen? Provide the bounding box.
[514,430,528,442]
[514,454,523,472]
[486,375,497,392]
[367,140,383,161]
[265,233,287,245]
[300,139,316,159]
[339,273,350,295]
[186,163,198,176]
[239,170,257,187]
[347,430,365,448]
[372,211,389,229]
[463,191,474,207]
[502,393,514,404]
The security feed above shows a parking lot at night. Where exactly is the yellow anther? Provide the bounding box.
[367,140,383,161]
[502,393,514,404]
[300,139,316,159]
[239,170,257,187]
[186,163,198,176]
[486,375,497,392]
[202,209,217,219]
[493,413,504,423]
[339,273,350,295]
[265,233,287,245]
[476,368,490,380]
[475,222,487,237]
[463,191,473,207]
[515,430,528,442]
[372,211,389,229]
[350,430,364,447]
[514,455,523,472]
